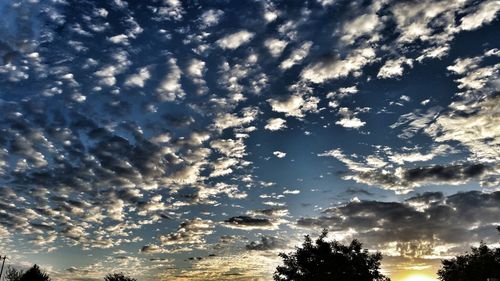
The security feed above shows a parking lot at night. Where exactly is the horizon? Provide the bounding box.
[0,0,499,280]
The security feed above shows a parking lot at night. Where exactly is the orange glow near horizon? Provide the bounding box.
[401,273,438,281]
[388,267,440,281]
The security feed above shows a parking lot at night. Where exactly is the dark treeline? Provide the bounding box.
[4,266,136,281]
[4,227,499,281]
[273,227,500,281]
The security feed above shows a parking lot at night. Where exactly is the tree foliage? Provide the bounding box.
[274,230,390,281]
[19,265,51,281]
[438,242,500,281]
[104,272,137,281]
[4,266,24,281]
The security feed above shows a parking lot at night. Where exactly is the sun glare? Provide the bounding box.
[404,274,438,281]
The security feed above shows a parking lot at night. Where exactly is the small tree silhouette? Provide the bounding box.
[104,272,137,281]
[437,242,500,281]
[19,265,51,281]
[274,229,390,281]
[5,266,24,281]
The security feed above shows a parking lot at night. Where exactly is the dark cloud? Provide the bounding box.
[346,162,496,192]
[404,163,488,182]
[225,216,275,230]
[245,235,284,251]
[297,191,500,257]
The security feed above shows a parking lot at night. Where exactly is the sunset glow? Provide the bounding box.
[403,274,438,281]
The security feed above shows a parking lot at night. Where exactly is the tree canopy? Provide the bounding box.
[104,272,137,281]
[274,230,390,281]
[18,265,51,281]
[438,242,500,281]
[5,266,24,281]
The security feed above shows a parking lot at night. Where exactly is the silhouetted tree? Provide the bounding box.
[5,266,24,281]
[19,265,51,281]
[274,229,390,281]
[104,272,137,281]
[438,242,500,281]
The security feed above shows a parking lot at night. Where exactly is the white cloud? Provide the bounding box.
[213,107,259,130]
[264,118,287,131]
[124,67,150,88]
[209,158,239,177]
[264,38,288,57]
[160,218,214,245]
[377,58,413,79]
[280,41,312,70]
[217,30,254,49]
[428,96,500,163]
[268,95,304,117]
[273,151,286,158]
[183,60,201,78]
[157,58,185,101]
[157,0,184,21]
[335,107,366,129]
[201,9,223,27]
[93,51,131,86]
[211,138,246,158]
[302,47,376,83]
[264,11,278,23]
[186,58,208,94]
[108,34,128,44]
[341,13,380,43]
[460,0,500,31]
[336,117,366,129]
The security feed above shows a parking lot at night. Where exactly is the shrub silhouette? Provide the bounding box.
[5,266,24,281]
[19,265,51,281]
[437,242,500,281]
[104,272,137,281]
[274,229,390,281]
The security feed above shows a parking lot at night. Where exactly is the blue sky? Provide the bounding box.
[0,0,499,280]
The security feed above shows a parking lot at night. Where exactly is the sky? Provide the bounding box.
[0,0,499,280]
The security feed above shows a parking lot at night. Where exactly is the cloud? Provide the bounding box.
[140,244,167,254]
[213,107,259,130]
[335,107,366,129]
[160,218,214,245]
[273,151,286,158]
[246,235,285,251]
[319,147,496,193]
[296,191,500,257]
[108,34,129,45]
[459,0,500,31]
[200,9,224,27]
[124,67,150,88]
[268,95,304,117]
[211,138,246,158]
[301,47,376,83]
[187,59,206,78]
[340,7,380,44]
[161,252,279,281]
[336,117,365,129]
[377,58,413,79]
[156,0,184,21]
[264,38,288,57]
[267,94,319,118]
[217,30,254,49]
[224,216,279,230]
[186,58,208,94]
[264,117,287,131]
[94,50,131,86]
[157,58,185,101]
[424,50,500,163]
[280,41,312,70]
